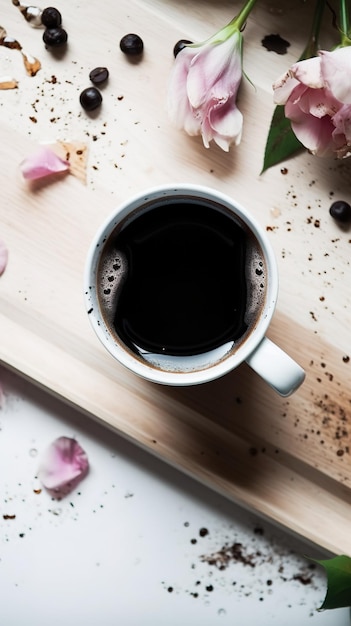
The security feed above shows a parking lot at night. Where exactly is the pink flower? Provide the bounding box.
[273,46,351,158]
[168,28,243,151]
[0,238,8,276]
[38,436,89,497]
[0,382,4,409]
[20,146,70,180]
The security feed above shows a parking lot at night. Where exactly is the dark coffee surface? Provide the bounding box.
[113,201,248,357]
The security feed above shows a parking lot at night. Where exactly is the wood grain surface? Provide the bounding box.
[1,0,351,555]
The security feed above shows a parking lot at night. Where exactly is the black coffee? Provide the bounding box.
[97,198,266,368]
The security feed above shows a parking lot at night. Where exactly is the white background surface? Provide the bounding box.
[0,364,349,626]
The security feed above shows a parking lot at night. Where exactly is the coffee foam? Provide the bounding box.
[98,248,128,327]
[244,237,266,333]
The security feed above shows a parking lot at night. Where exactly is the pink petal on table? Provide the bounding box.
[0,238,8,276]
[0,383,5,409]
[20,146,70,180]
[38,436,89,497]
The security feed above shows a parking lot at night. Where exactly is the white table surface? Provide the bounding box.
[0,363,349,626]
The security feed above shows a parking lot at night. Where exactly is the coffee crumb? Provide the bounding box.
[292,573,312,585]
[201,542,257,570]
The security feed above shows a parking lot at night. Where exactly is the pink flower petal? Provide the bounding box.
[0,238,8,276]
[291,56,323,89]
[167,46,202,136]
[291,114,336,157]
[204,95,243,150]
[0,383,5,409]
[320,47,351,104]
[273,70,300,105]
[273,48,351,158]
[187,34,241,109]
[38,436,89,497]
[20,146,70,181]
[167,26,243,150]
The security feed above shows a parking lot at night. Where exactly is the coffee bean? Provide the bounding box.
[329,200,351,223]
[173,39,193,58]
[120,33,143,56]
[41,6,62,28]
[89,67,109,85]
[79,87,102,111]
[43,27,68,47]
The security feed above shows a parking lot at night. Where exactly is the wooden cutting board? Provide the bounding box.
[1,0,351,555]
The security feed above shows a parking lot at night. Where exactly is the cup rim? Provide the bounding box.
[84,183,278,386]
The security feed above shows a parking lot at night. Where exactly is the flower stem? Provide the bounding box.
[300,0,326,60]
[230,0,258,31]
[339,0,351,46]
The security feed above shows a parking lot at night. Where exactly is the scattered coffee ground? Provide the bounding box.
[201,541,257,570]
[162,520,320,612]
[262,33,290,54]
[292,571,314,585]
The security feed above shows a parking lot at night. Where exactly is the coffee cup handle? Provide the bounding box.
[245,337,305,397]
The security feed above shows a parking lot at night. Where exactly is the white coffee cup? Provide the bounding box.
[84,184,305,396]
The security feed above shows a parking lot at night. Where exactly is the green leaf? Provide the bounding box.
[261,105,303,173]
[313,555,351,610]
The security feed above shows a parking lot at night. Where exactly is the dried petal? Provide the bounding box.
[20,146,70,180]
[0,76,18,90]
[0,238,8,276]
[38,436,89,497]
[21,50,41,76]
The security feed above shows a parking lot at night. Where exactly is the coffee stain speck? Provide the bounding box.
[262,34,290,55]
